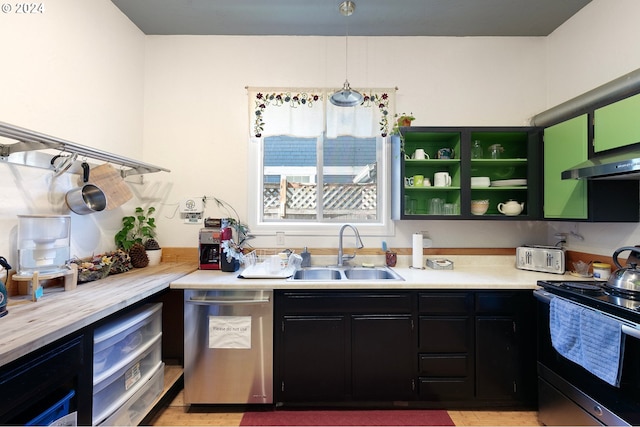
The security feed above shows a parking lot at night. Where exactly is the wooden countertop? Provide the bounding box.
[0,262,196,368]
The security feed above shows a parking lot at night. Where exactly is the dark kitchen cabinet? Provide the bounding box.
[475,292,537,406]
[279,315,347,401]
[351,315,414,400]
[392,127,542,220]
[0,333,91,425]
[275,290,536,409]
[418,292,474,402]
[275,291,416,404]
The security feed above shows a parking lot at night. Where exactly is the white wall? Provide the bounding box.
[142,35,549,250]
[0,0,147,264]
[544,0,640,256]
[0,0,639,266]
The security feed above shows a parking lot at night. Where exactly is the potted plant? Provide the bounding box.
[114,206,158,268]
[396,113,415,127]
[391,112,415,137]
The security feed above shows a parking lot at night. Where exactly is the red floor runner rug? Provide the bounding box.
[240,409,455,426]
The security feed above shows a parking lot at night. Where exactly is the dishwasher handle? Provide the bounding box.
[186,297,271,306]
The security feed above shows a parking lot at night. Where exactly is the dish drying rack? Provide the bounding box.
[241,249,301,279]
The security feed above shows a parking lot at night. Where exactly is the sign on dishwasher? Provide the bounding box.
[208,316,252,349]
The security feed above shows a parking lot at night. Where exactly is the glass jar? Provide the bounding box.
[471,140,483,159]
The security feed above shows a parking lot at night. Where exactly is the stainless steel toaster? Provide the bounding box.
[516,245,565,274]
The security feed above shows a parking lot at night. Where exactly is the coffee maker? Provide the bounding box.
[199,218,221,270]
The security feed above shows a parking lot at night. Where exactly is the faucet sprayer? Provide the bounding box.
[337,224,364,266]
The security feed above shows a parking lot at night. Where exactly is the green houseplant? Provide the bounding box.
[115,206,158,267]
[391,113,415,142]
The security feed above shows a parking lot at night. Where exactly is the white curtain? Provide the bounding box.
[247,87,395,139]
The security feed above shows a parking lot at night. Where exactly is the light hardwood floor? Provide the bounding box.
[148,390,542,426]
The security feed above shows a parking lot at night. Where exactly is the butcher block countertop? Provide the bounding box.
[0,262,196,368]
[171,255,569,290]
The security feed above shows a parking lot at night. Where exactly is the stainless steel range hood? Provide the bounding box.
[562,144,640,180]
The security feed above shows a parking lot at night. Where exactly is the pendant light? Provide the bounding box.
[330,1,363,107]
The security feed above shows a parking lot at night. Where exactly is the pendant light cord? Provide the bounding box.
[344,11,349,81]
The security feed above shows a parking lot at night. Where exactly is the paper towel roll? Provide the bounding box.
[412,233,423,268]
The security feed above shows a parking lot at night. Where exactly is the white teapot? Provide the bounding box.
[497,200,524,216]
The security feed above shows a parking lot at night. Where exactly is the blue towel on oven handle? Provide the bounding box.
[550,297,626,387]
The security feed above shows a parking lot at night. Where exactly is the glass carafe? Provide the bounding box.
[471,140,483,159]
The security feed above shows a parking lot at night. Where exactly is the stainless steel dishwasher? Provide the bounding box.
[183,289,273,404]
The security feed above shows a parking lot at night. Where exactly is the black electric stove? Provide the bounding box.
[536,279,640,426]
[537,279,640,323]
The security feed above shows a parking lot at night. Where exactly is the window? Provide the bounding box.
[263,135,379,222]
[247,88,395,236]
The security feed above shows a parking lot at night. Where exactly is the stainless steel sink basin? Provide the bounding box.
[291,268,342,281]
[343,267,404,281]
[288,266,404,281]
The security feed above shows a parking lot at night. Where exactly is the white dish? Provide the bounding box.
[491,179,527,187]
[470,177,491,188]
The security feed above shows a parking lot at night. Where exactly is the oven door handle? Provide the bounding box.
[621,325,640,340]
[533,289,552,304]
[535,288,640,340]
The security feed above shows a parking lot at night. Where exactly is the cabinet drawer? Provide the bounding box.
[92,335,162,425]
[419,354,468,377]
[475,292,521,314]
[419,317,470,352]
[279,292,412,314]
[419,293,471,314]
[94,303,162,377]
[99,363,164,426]
[419,378,473,400]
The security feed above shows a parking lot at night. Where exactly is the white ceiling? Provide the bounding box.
[111,0,593,37]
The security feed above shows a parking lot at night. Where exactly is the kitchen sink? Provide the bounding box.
[343,267,403,280]
[288,266,404,281]
[291,268,342,281]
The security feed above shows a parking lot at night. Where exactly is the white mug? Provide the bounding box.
[413,149,428,160]
[434,172,451,187]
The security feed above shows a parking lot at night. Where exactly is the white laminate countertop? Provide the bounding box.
[0,262,196,368]
[170,255,570,290]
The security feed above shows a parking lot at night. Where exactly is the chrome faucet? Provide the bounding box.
[337,224,364,266]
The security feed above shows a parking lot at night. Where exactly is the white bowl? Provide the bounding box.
[471,177,490,188]
[471,199,489,215]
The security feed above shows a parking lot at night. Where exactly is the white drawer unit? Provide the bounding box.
[92,303,163,426]
[99,363,164,426]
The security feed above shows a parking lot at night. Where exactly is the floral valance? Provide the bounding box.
[248,87,395,139]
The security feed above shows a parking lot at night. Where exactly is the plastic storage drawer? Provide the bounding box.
[26,390,75,426]
[99,363,164,426]
[93,303,162,377]
[92,335,162,424]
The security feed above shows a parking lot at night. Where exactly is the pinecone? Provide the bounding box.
[129,242,149,268]
[145,238,161,250]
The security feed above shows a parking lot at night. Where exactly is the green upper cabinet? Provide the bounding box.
[594,93,640,152]
[543,115,588,219]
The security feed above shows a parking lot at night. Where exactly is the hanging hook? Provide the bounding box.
[51,152,78,177]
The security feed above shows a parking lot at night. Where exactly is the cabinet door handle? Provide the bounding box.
[186,298,270,305]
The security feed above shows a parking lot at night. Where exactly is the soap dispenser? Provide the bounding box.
[301,247,311,267]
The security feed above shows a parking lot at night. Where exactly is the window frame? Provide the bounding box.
[247,134,394,237]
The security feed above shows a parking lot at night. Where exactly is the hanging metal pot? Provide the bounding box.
[606,246,640,293]
[65,162,107,214]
